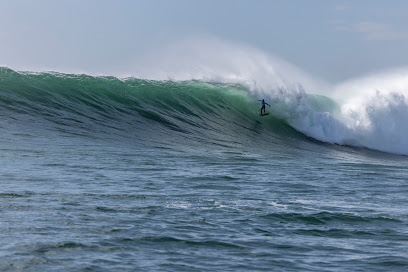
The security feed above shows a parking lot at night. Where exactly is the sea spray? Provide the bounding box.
[133,39,408,155]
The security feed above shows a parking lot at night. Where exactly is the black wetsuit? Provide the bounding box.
[261,100,266,114]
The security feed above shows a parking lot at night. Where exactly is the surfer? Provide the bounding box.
[258,99,270,115]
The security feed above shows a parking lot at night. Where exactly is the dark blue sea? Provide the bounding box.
[1,67,408,271]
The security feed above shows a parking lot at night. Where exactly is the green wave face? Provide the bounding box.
[1,68,309,143]
[3,67,407,155]
[306,94,341,114]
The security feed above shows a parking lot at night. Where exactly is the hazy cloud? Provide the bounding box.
[328,19,350,31]
[355,22,408,40]
[330,20,408,41]
[334,4,348,11]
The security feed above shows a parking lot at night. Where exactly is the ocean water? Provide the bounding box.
[1,67,408,271]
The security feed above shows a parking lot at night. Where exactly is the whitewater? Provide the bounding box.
[1,43,408,271]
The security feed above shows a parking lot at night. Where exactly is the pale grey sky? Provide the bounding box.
[1,0,407,83]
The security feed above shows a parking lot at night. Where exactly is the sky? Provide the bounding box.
[0,0,408,83]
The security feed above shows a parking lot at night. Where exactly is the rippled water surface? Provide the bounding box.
[2,134,408,272]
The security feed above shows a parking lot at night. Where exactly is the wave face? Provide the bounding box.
[0,67,407,155]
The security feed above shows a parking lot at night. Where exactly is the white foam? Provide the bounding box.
[166,201,191,209]
[267,201,288,209]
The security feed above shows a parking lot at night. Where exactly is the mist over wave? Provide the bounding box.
[131,39,408,155]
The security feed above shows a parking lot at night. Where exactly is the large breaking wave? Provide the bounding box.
[0,63,407,155]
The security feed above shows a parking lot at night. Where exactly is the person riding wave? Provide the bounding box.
[258,99,270,115]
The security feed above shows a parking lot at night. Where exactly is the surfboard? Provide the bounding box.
[260,113,270,116]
